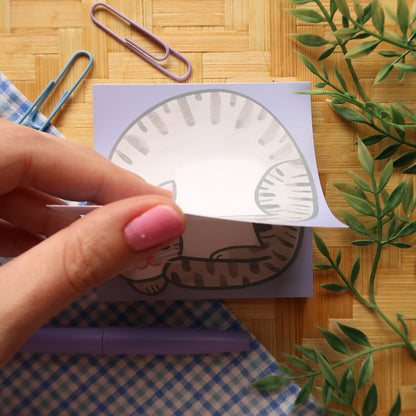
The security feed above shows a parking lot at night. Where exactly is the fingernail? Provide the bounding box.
[124,205,184,251]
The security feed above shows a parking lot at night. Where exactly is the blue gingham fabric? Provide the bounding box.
[0,70,323,415]
[0,71,64,137]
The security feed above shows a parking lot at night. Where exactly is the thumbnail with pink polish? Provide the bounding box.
[124,205,184,251]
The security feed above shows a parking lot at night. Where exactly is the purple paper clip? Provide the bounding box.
[90,2,192,82]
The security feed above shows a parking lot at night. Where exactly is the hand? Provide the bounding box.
[0,119,185,366]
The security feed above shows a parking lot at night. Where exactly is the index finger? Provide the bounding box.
[0,119,168,203]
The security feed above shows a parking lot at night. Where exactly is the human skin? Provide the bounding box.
[0,118,185,366]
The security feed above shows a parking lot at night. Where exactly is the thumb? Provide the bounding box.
[0,196,185,363]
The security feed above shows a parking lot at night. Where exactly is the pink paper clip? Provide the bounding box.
[90,2,192,82]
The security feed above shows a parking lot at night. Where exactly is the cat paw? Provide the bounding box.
[123,275,168,296]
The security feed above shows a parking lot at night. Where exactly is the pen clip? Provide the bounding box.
[90,2,191,82]
[17,50,93,131]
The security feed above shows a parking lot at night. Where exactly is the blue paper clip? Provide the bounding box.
[90,2,191,82]
[17,50,93,131]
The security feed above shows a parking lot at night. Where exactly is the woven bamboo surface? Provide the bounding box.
[1,0,416,414]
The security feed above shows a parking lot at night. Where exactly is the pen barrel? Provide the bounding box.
[103,327,249,355]
[19,327,249,355]
[19,327,103,354]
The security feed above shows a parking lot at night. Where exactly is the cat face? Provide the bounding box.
[121,239,183,282]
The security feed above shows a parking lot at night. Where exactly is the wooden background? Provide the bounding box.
[1,0,416,414]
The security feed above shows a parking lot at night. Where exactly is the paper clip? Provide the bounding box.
[90,2,192,82]
[17,50,93,131]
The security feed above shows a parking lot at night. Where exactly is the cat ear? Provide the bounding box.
[158,180,177,201]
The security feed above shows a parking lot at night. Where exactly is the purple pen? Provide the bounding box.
[19,327,250,355]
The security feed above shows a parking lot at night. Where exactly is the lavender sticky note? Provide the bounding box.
[92,83,344,301]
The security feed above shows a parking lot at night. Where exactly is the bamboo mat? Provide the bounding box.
[1,0,416,414]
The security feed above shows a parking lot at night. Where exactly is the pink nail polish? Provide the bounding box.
[124,205,184,251]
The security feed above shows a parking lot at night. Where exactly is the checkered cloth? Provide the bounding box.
[0,70,323,415]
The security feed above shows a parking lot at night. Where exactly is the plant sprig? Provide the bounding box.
[251,1,416,414]
[287,0,416,172]
[252,141,416,415]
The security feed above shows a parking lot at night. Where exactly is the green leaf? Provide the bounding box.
[322,380,335,405]
[334,182,367,199]
[314,82,327,88]
[283,353,313,371]
[397,313,409,336]
[363,2,373,23]
[394,63,416,74]
[335,250,342,266]
[397,221,416,238]
[378,50,401,57]
[402,178,414,214]
[330,0,338,18]
[331,103,367,123]
[335,0,350,17]
[391,105,406,138]
[333,27,359,40]
[321,283,348,292]
[378,160,393,191]
[352,239,374,245]
[276,362,295,376]
[362,382,378,416]
[341,210,370,235]
[389,393,401,416]
[315,263,333,270]
[292,34,331,47]
[350,257,360,286]
[361,134,385,146]
[340,366,356,401]
[318,46,336,61]
[294,51,320,77]
[319,327,350,355]
[372,0,385,34]
[333,66,348,91]
[412,0,416,23]
[295,344,318,362]
[343,193,375,216]
[397,0,409,36]
[357,139,374,175]
[353,0,364,21]
[288,8,325,23]
[354,32,371,40]
[390,241,412,248]
[388,217,398,239]
[375,144,401,160]
[374,63,394,84]
[403,162,416,173]
[344,40,380,58]
[315,351,338,388]
[349,171,372,192]
[337,322,371,347]
[358,354,374,389]
[294,377,314,405]
[313,231,330,258]
[381,189,389,203]
[383,180,406,214]
[393,151,416,168]
[251,375,290,390]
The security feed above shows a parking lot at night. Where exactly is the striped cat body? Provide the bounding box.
[120,224,302,295]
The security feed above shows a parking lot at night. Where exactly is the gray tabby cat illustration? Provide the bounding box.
[122,223,303,296]
[110,89,316,295]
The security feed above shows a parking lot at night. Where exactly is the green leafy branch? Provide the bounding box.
[252,141,416,415]
[287,0,416,172]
